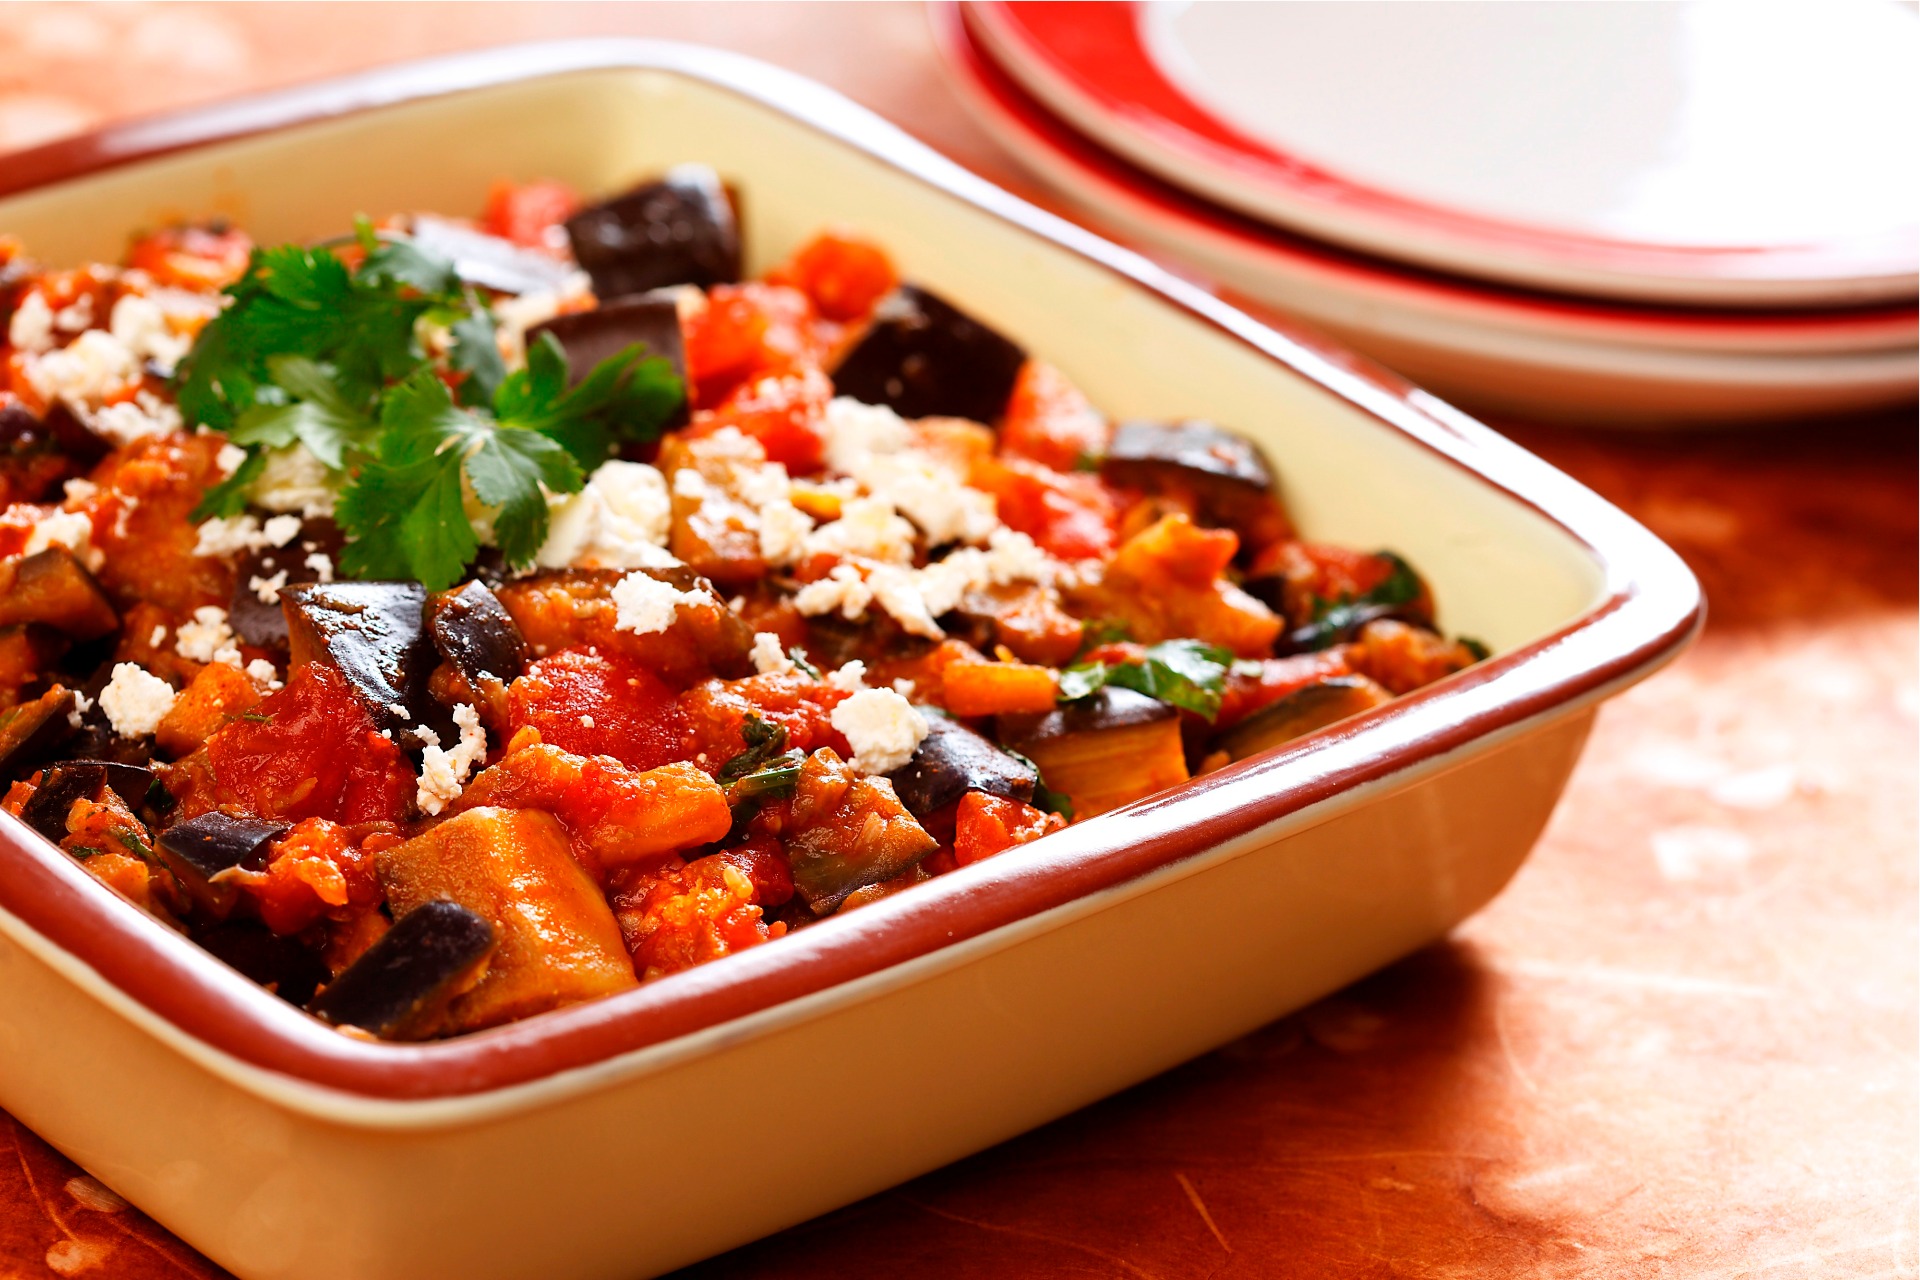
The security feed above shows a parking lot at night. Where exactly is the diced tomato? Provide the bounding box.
[480,179,579,249]
[682,283,826,409]
[124,226,253,291]
[689,365,831,472]
[713,834,795,908]
[676,672,850,773]
[967,454,1120,560]
[1215,652,1355,729]
[769,231,898,322]
[952,792,1065,866]
[1000,361,1109,471]
[203,664,413,824]
[244,818,380,936]
[508,647,688,771]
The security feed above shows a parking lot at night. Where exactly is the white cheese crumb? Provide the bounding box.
[108,293,192,372]
[52,294,93,333]
[148,624,167,648]
[386,702,411,721]
[67,689,94,730]
[535,460,674,570]
[304,551,334,583]
[252,444,337,517]
[193,514,263,557]
[830,687,930,775]
[866,562,945,639]
[8,291,54,353]
[416,702,488,816]
[610,571,709,636]
[249,570,288,604]
[579,714,595,728]
[215,443,248,476]
[90,397,182,446]
[261,514,302,547]
[22,329,140,410]
[174,606,237,665]
[805,497,917,564]
[792,563,873,621]
[823,397,912,473]
[21,509,96,565]
[850,450,999,546]
[672,467,710,500]
[244,658,283,693]
[891,678,917,698]
[826,660,868,692]
[756,499,815,567]
[750,631,797,677]
[61,478,98,505]
[99,663,176,738]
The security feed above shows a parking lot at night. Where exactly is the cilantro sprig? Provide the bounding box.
[1286,552,1423,652]
[1057,638,1234,721]
[178,220,684,589]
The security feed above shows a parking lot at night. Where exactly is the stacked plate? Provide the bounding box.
[933,1,1919,426]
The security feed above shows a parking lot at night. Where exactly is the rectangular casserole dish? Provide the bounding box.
[0,42,1702,1280]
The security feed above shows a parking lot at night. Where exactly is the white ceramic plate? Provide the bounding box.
[937,5,1919,427]
[967,0,1920,307]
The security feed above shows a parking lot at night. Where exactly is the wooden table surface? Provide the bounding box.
[2,6,1914,1278]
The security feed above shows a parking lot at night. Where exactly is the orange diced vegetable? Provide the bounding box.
[941,659,1059,717]
[154,659,260,757]
[953,791,1065,866]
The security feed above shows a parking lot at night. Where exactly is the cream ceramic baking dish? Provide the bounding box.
[0,42,1701,1280]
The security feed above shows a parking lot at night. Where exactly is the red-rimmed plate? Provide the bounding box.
[937,2,1920,425]
[967,0,1920,308]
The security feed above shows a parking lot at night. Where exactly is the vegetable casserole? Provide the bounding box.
[0,170,1487,1040]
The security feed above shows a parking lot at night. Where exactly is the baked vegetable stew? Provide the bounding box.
[0,170,1486,1039]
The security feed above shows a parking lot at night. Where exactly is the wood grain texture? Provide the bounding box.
[2,5,1914,1277]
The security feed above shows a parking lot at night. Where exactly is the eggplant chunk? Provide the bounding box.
[407,214,577,296]
[564,165,741,298]
[529,293,689,429]
[308,900,497,1040]
[282,581,435,741]
[376,807,638,1032]
[0,547,118,641]
[426,580,529,723]
[830,285,1027,424]
[997,687,1190,819]
[886,714,1036,821]
[20,760,118,843]
[228,518,345,650]
[154,810,287,916]
[1216,677,1392,762]
[194,920,330,1007]
[0,687,76,783]
[1102,419,1274,495]
[786,749,939,915]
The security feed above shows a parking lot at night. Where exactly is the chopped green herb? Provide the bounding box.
[716,714,790,785]
[67,844,102,860]
[1073,618,1131,659]
[787,648,822,680]
[1058,638,1235,721]
[1289,551,1424,652]
[727,750,805,803]
[112,829,153,861]
[1459,637,1492,661]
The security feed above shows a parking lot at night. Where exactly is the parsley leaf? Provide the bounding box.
[1057,638,1235,721]
[717,714,790,784]
[1288,551,1424,652]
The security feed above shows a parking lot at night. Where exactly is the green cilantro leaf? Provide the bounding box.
[192,447,265,520]
[1057,638,1235,721]
[449,304,506,408]
[1289,551,1425,652]
[493,331,683,472]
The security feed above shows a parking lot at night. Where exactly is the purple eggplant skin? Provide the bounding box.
[308,900,497,1040]
[194,920,330,1007]
[426,580,529,715]
[0,686,76,785]
[997,686,1178,749]
[155,810,289,917]
[228,518,346,651]
[1101,419,1275,495]
[282,581,436,743]
[564,165,742,299]
[886,713,1036,820]
[529,292,689,429]
[407,214,577,296]
[18,760,115,844]
[830,285,1028,425]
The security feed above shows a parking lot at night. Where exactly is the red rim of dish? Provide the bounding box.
[970,0,1920,298]
[0,40,1703,1103]
[946,3,1918,347]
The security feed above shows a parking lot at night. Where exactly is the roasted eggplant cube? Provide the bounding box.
[886,714,1036,821]
[0,547,119,641]
[830,285,1027,423]
[228,519,345,650]
[308,900,497,1040]
[19,760,111,843]
[1216,677,1392,762]
[998,687,1191,819]
[155,810,288,916]
[376,807,638,1032]
[1100,419,1284,541]
[426,580,529,723]
[564,165,741,298]
[282,581,434,740]
[529,293,688,429]
[194,920,330,1007]
[0,686,75,783]
[408,214,577,296]
[786,749,939,915]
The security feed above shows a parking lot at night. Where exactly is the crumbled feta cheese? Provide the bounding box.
[579,714,595,728]
[261,514,302,547]
[67,689,94,730]
[535,460,674,570]
[825,660,868,692]
[244,659,283,693]
[849,451,999,546]
[792,563,873,621]
[830,687,930,775]
[52,294,93,333]
[249,570,288,604]
[891,678,917,698]
[823,397,912,473]
[175,606,238,665]
[610,571,709,635]
[732,459,794,511]
[21,509,96,564]
[99,663,176,738]
[61,478,98,504]
[386,702,411,721]
[193,514,263,557]
[416,703,488,816]
[757,499,814,566]
[8,292,54,353]
[148,624,167,648]
[865,562,944,638]
[90,397,181,446]
[805,497,917,563]
[216,443,248,476]
[304,551,334,583]
[22,329,140,409]
[750,632,797,677]
[672,467,711,500]
[252,445,337,517]
[109,293,192,372]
